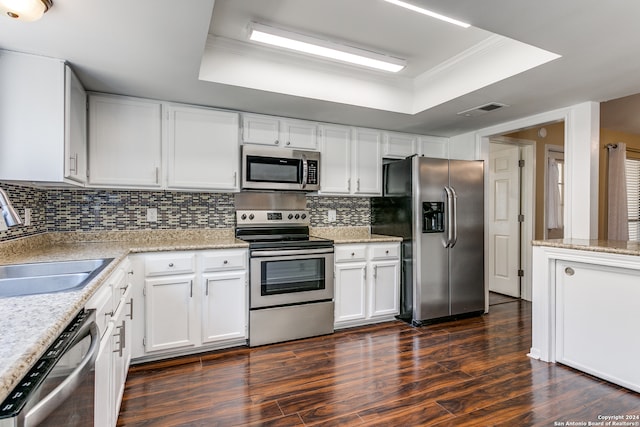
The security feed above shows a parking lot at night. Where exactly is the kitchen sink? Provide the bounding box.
[0,258,113,298]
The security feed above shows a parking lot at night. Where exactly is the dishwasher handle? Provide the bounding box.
[23,321,100,427]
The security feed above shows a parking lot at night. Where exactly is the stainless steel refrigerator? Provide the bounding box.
[372,156,484,325]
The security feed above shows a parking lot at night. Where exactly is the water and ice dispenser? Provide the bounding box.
[422,202,444,233]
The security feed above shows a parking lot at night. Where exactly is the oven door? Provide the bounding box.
[250,248,334,309]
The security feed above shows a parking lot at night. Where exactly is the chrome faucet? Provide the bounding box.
[0,187,23,227]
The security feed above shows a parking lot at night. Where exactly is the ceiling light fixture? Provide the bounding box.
[383,0,470,28]
[0,0,52,22]
[248,22,406,73]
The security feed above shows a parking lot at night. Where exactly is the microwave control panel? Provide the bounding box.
[307,160,318,185]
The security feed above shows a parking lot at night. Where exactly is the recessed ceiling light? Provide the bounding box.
[383,0,470,28]
[248,22,407,73]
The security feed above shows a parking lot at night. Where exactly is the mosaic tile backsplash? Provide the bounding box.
[0,183,371,242]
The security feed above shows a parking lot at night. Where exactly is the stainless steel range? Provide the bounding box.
[235,192,334,347]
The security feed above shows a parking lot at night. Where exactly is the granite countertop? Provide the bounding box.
[310,226,403,244]
[532,238,640,257]
[0,229,248,403]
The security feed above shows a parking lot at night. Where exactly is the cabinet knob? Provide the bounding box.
[351,252,355,256]
[168,263,174,267]
[564,267,575,276]
[274,140,279,145]
[286,141,291,146]
[223,260,228,264]
[385,250,389,254]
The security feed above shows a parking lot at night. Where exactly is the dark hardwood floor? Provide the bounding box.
[117,300,640,426]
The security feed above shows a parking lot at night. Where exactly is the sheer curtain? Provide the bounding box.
[607,142,629,241]
[547,158,563,230]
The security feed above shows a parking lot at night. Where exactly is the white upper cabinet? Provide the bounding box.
[419,135,449,159]
[352,128,382,196]
[383,132,418,159]
[318,124,352,194]
[319,126,382,196]
[89,94,162,188]
[0,50,86,185]
[167,105,239,191]
[242,113,318,150]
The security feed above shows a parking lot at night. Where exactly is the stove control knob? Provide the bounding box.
[249,214,255,220]
[295,214,300,219]
[241,214,247,220]
[301,214,307,220]
[288,213,294,220]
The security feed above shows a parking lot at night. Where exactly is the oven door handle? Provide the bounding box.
[251,248,334,257]
[23,321,99,427]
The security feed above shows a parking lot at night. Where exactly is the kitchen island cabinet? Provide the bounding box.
[531,240,640,393]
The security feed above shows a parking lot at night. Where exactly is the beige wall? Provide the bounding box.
[598,128,640,239]
[505,122,565,240]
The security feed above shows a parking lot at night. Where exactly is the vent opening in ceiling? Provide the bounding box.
[457,102,508,117]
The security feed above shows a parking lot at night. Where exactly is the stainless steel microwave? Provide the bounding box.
[241,145,320,191]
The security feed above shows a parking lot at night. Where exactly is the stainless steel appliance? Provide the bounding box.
[0,309,99,427]
[241,145,320,191]
[235,192,334,347]
[372,156,484,325]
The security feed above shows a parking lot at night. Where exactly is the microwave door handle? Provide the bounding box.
[301,155,308,190]
[23,321,99,427]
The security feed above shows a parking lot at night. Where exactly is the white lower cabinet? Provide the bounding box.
[86,257,134,427]
[131,249,248,361]
[334,242,400,329]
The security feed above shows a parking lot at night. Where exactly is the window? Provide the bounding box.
[625,157,640,240]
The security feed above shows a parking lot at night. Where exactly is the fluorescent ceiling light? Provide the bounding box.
[248,22,406,73]
[384,0,470,28]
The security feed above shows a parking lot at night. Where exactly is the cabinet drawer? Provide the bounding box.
[335,245,367,262]
[201,250,247,272]
[369,244,400,260]
[145,253,195,276]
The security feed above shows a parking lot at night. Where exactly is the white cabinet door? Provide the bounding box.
[383,132,417,159]
[88,95,162,187]
[369,260,400,319]
[241,113,280,146]
[64,66,87,183]
[352,128,382,195]
[94,321,114,427]
[419,135,449,159]
[0,51,85,185]
[334,262,367,323]
[556,261,640,392]
[167,105,239,191]
[279,118,318,150]
[318,124,351,194]
[201,271,247,344]
[144,275,196,352]
[112,283,132,420]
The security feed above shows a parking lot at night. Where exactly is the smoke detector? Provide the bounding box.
[457,102,508,117]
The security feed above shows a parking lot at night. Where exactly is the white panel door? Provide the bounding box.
[241,113,280,146]
[89,95,162,187]
[334,263,367,323]
[144,275,196,352]
[352,128,382,195]
[318,124,352,194]
[368,260,400,318]
[167,105,239,190]
[64,66,87,183]
[279,119,318,150]
[383,132,417,159]
[201,271,247,344]
[488,144,520,297]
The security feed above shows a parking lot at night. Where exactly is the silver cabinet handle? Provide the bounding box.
[234,171,237,186]
[126,297,134,320]
[363,267,366,280]
[357,179,360,192]
[25,322,99,427]
[205,279,210,296]
[155,167,159,184]
[348,179,351,192]
[565,267,575,276]
[69,153,78,174]
[112,322,124,357]
[373,265,378,278]
[190,279,193,298]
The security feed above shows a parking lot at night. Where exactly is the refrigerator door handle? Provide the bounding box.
[444,186,453,248]
[449,186,458,248]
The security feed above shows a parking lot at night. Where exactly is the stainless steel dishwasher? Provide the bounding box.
[0,309,99,427]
